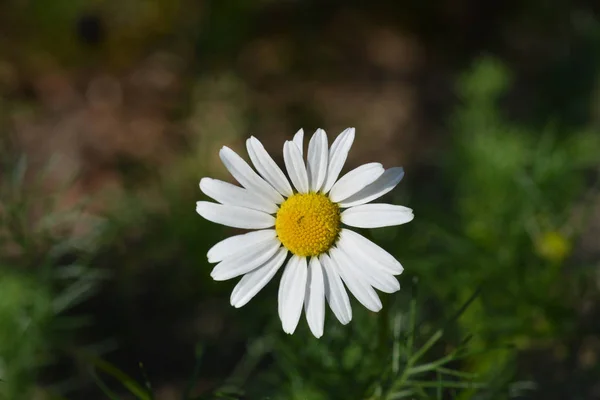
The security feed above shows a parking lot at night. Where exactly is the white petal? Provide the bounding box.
[210,238,281,281]
[365,267,400,294]
[293,128,304,157]
[330,247,382,312]
[196,201,275,229]
[322,128,355,193]
[319,253,352,324]
[307,129,329,192]
[338,167,405,208]
[219,146,284,204]
[230,247,288,308]
[341,203,414,228]
[337,240,400,293]
[283,141,309,193]
[207,229,277,263]
[339,229,404,274]
[246,137,294,197]
[304,257,325,338]
[329,163,385,203]
[200,178,278,214]
[278,255,308,334]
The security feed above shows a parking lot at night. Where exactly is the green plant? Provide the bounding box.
[0,153,106,399]
[410,58,600,398]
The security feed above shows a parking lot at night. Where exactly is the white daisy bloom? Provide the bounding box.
[196,128,414,338]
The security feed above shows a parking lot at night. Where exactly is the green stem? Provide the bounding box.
[378,295,390,354]
[182,345,203,400]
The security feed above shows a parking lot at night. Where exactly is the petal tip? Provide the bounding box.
[231,301,243,309]
[198,177,211,191]
[282,325,294,335]
[394,263,405,275]
[195,200,212,214]
[210,266,228,281]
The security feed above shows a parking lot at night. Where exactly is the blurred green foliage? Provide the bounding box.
[411,58,600,397]
[0,153,107,399]
[0,272,52,399]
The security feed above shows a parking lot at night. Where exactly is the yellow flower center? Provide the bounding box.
[275,193,341,257]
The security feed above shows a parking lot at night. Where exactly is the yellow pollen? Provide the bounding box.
[275,193,341,257]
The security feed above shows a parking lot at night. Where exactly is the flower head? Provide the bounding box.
[196,128,413,337]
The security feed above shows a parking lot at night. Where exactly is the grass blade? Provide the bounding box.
[87,356,151,400]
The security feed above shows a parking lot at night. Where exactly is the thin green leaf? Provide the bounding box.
[387,389,414,399]
[441,286,482,331]
[406,295,417,360]
[409,330,443,365]
[435,367,479,379]
[52,280,97,313]
[138,362,154,400]
[91,367,123,400]
[87,356,151,400]
[407,353,457,376]
[392,310,403,374]
[408,380,487,389]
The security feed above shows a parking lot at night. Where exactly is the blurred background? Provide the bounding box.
[1,0,600,399]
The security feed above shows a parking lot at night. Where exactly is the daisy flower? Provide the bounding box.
[196,128,413,338]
